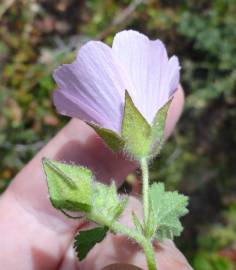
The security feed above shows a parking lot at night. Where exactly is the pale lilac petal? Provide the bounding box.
[157,55,180,109]
[53,90,111,128]
[167,56,180,96]
[53,41,130,132]
[112,30,180,123]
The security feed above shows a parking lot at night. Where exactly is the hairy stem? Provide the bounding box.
[142,241,157,270]
[141,157,149,232]
[89,212,157,270]
[111,221,157,270]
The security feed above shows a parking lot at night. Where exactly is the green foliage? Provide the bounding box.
[43,159,127,225]
[43,158,129,262]
[149,183,188,241]
[74,226,108,261]
[90,182,128,225]
[42,158,93,212]
[192,205,236,269]
[193,252,234,270]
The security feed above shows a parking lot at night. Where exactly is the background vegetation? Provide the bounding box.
[1,0,236,269]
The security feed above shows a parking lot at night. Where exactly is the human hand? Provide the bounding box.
[0,87,192,270]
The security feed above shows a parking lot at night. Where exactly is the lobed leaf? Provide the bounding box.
[74,226,108,261]
[149,182,189,241]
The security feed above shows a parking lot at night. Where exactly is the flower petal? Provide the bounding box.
[112,30,180,123]
[53,41,129,133]
[53,90,110,127]
[167,56,180,96]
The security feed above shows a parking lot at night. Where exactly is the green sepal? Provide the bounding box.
[90,181,128,225]
[74,226,108,261]
[121,91,152,159]
[42,158,93,212]
[132,211,143,234]
[121,91,172,159]
[86,92,172,160]
[150,99,173,156]
[149,182,189,241]
[88,123,124,152]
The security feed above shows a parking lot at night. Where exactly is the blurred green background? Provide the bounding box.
[1,0,236,269]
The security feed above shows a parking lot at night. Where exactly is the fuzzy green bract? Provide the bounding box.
[74,226,108,261]
[88,123,124,152]
[89,182,128,225]
[150,98,173,156]
[121,91,171,159]
[149,182,189,241]
[42,158,93,212]
[145,201,158,239]
[121,91,151,158]
[132,211,143,234]
[43,158,128,261]
[43,158,127,225]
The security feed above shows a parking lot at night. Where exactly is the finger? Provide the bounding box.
[0,119,133,270]
[0,86,184,270]
[76,197,192,270]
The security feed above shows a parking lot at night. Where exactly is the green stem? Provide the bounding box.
[143,241,157,270]
[89,212,157,270]
[111,221,157,270]
[140,157,149,231]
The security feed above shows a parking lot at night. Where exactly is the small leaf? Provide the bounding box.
[132,211,143,234]
[88,123,124,152]
[42,158,93,212]
[90,181,128,225]
[150,99,172,156]
[121,91,151,158]
[74,226,108,261]
[150,182,189,241]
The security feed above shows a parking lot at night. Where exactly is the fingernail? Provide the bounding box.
[101,263,143,270]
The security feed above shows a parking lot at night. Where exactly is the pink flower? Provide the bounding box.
[53,30,180,134]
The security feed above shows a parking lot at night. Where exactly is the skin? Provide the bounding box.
[0,87,193,270]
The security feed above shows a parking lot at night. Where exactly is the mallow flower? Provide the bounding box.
[53,30,180,159]
[43,31,188,270]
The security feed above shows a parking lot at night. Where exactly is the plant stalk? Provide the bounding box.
[140,157,149,232]
[111,221,157,270]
